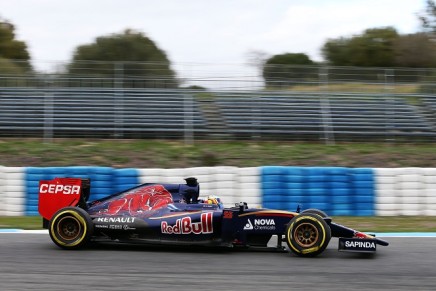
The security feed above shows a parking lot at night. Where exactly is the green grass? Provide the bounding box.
[288,83,419,94]
[0,216,43,230]
[332,216,436,232]
[1,138,436,168]
[1,216,435,232]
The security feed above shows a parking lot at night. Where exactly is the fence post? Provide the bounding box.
[184,93,194,145]
[319,66,335,145]
[251,93,261,141]
[114,62,124,138]
[43,76,54,143]
[384,68,395,143]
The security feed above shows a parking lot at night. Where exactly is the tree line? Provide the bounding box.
[1,1,436,88]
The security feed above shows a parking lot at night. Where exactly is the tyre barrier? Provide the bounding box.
[0,166,435,216]
[375,168,436,216]
[261,166,375,216]
[0,166,25,216]
[138,166,261,207]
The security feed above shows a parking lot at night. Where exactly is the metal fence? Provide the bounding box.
[4,60,436,90]
[1,63,436,144]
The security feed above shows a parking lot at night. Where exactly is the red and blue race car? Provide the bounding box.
[38,177,388,257]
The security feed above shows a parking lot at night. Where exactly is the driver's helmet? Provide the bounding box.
[204,195,223,208]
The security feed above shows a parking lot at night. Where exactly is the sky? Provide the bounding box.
[0,0,428,84]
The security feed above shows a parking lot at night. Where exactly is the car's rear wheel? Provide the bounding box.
[49,207,93,249]
[285,213,331,257]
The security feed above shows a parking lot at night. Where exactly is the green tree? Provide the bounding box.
[393,33,436,68]
[262,53,316,88]
[322,27,399,67]
[417,1,436,93]
[0,20,32,73]
[419,0,436,33]
[67,29,177,88]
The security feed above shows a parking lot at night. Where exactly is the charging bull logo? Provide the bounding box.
[103,185,173,216]
[161,212,213,234]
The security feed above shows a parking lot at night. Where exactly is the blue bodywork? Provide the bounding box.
[85,180,297,247]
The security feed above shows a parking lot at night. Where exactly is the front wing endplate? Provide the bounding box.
[338,238,377,253]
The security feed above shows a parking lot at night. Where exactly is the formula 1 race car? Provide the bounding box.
[38,177,388,257]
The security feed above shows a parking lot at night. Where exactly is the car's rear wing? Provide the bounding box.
[38,177,91,228]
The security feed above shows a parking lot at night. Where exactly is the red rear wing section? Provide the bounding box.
[38,178,87,220]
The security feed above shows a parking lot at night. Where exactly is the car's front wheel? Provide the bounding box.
[49,207,93,249]
[300,208,328,218]
[285,213,331,257]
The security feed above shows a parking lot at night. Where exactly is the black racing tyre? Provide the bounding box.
[300,208,328,218]
[285,213,331,257]
[49,207,93,250]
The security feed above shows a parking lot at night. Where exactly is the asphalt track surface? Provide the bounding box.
[0,234,435,291]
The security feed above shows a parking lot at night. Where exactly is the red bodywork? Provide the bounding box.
[38,178,82,220]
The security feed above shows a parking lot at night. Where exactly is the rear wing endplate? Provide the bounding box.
[38,177,91,223]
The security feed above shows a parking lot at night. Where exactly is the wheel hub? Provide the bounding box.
[57,216,81,241]
[294,222,319,248]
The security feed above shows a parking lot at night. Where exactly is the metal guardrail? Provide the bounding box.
[1,86,436,144]
[0,88,206,144]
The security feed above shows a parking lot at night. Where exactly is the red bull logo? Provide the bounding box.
[161,212,213,234]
